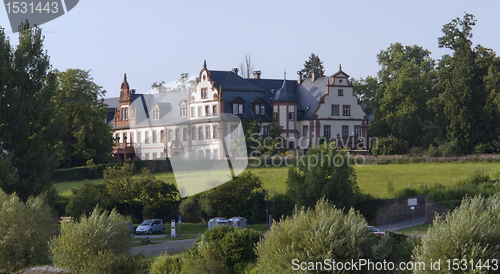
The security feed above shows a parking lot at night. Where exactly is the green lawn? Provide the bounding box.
[398,223,431,234]
[53,161,500,199]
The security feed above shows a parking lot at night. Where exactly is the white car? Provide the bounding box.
[135,219,165,235]
[367,226,385,236]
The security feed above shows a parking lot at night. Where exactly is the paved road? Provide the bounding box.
[373,216,426,232]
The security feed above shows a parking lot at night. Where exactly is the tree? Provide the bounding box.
[367,43,439,152]
[413,194,500,274]
[353,75,380,117]
[0,24,63,200]
[437,13,498,153]
[301,53,325,78]
[255,200,369,273]
[0,190,56,273]
[199,171,265,223]
[66,181,116,219]
[152,73,197,93]
[239,54,254,79]
[54,69,114,167]
[286,144,361,209]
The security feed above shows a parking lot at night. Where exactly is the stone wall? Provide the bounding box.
[424,199,461,223]
[372,195,426,225]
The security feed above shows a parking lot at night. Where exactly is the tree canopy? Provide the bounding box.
[301,53,325,78]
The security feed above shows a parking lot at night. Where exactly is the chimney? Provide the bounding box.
[297,71,303,84]
[232,68,239,74]
[253,70,261,79]
[312,69,318,82]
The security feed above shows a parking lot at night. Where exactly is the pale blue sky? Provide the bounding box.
[1,0,499,98]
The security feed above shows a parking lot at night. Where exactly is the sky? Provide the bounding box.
[1,0,499,99]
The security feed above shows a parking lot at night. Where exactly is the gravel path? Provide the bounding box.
[130,238,197,256]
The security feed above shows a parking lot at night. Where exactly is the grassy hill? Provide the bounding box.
[54,161,500,199]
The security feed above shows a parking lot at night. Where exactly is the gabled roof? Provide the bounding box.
[208,70,265,92]
[332,64,350,78]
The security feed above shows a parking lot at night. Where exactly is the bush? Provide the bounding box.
[255,200,369,273]
[76,252,149,274]
[182,226,261,274]
[413,194,500,274]
[49,208,132,273]
[370,231,415,263]
[0,190,56,273]
[149,254,182,274]
[66,181,116,219]
[371,134,409,155]
[179,197,202,223]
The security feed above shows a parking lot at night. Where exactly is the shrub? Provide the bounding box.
[370,231,415,263]
[413,194,500,274]
[179,197,202,223]
[393,187,420,198]
[76,252,148,274]
[149,254,182,274]
[66,181,116,219]
[49,208,132,273]
[0,190,56,273]
[255,200,369,273]
[182,226,261,273]
[371,134,408,155]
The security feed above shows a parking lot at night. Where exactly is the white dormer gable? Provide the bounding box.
[331,64,350,86]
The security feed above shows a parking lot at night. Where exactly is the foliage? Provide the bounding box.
[54,69,114,168]
[413,194,500,274]
[255,200,369,273]
[152,73,197,93]
[199,171,265,223]
[66,181,116,219]
[0,24,63,200]
[370,231,415,263]
[183,226,261,274]
[49,208,132,273]
[149,254,182,274]
[286,143,361,209]
[301,53,325,78]
[179,197,202,223]
[75,252,149,274]
[371,134,409,155]
[0,190,56,273]
[244,118,285,156]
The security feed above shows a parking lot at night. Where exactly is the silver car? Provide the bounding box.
[135,219,165,235]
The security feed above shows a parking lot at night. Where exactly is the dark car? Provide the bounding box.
[367,226,385,236]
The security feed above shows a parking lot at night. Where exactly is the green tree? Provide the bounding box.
[49,208,133,274]
[301,53,325,78]
[413,194,500,274]
[353,75,379,117]
[255,200,369,273]
[66,181,116,219]
[437,13,499,153]
[54,69,114,167]
[368,43,439,152]
[0,190,56,273]
[286,144,360,209]
[199,171,265,223]
[0,24,63,200]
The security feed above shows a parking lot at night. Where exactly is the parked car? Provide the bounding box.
[367,226,385,236]
[135,219,165,235]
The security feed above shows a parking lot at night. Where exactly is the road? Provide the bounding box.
[374,216,426,232]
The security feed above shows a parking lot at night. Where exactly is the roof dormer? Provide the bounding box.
[331,64,351,87]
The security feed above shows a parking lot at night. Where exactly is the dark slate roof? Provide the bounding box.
[272,80,297,102]
[295,77,330,120]
[208,70,265,92]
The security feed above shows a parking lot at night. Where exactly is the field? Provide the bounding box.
[54,161,500,199]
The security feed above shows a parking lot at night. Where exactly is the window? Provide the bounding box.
[144,153,149,160]
[343,105,350,116]
[331,104,339,116]
[260,105,265,115]
[198,106,202,117]
[201,88,208,99]
[274,113,278,120]
[212,105,218,116]
[121,108,128,121]
[137,131,142,144]
[160,130,165,143]
[198,127,203,140]
[191,128,196,140]
[153,108,159,120]
[324,125,331,139]
[213,149,218,159]
[205,105,210,116]
[262,126,269,136]
[232,103,244,114]
[190,107,195,118]
[180,106,187,118]
[160,152,164,159]
[231,125,238,137]
[342,125,349,138]
[205,149,211,159]
[176,129,180,140]
[289,141,295,150]
[115,133,120,144]
[122,133,127,143]
[354,126,361,137]
[289,112,294,120]
[130,132,134,143]
[152,152,157,159]
[213,125,218,139]
[145,131,149,144]
[255,104,260,115]
[183,128,188,141]
[303,125,309,138]
[338,89,344,96]
[206,126,211,139]
[152,130,157,143]
[168,129,173,142]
